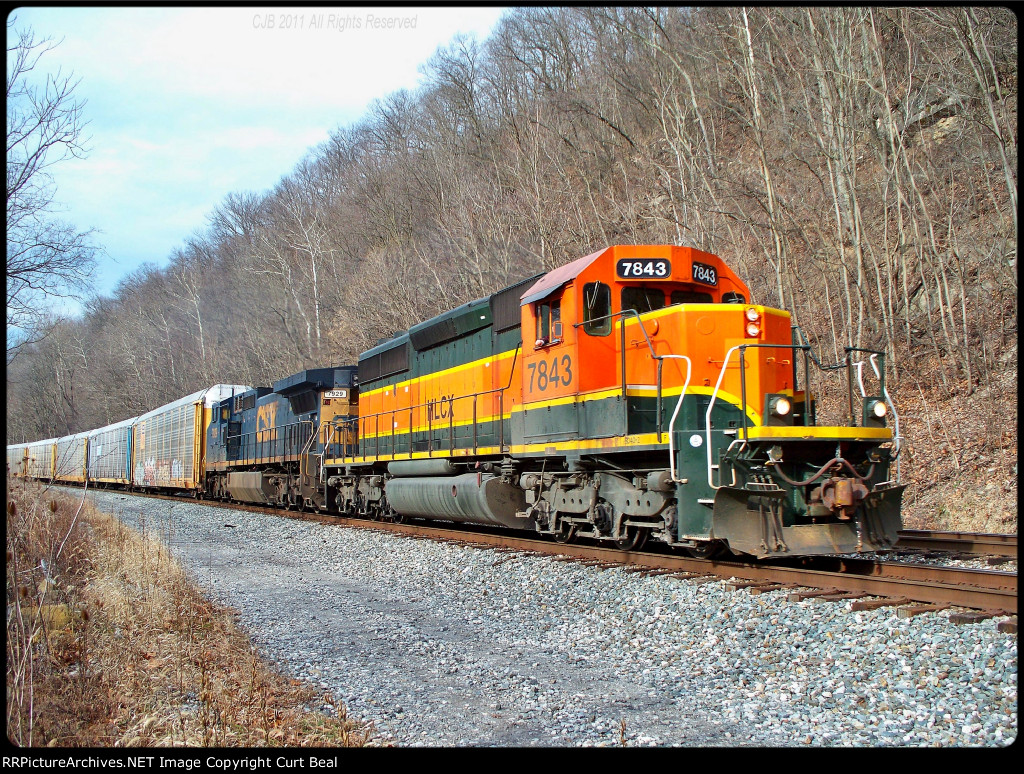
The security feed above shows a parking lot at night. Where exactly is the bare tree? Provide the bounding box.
[6,16,97,361]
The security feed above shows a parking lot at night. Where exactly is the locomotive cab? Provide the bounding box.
[519,244,753,444]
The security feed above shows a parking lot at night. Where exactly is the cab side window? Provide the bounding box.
[582,282,611,336]
[535,298,562,345]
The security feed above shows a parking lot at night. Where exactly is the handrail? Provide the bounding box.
[705,345,744,490]
[843,346,886,426]
[340,384,509,462]
[301,420,321,457]
[574,307,661,359]
[225,419,314,463]
[869,353,902,480]
[705,342,811,490]
[662,355,692,482]
[704,341,896,490]
[575,308,700,478]
[336,344,522,465]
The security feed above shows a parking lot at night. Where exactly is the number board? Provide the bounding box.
[691,261,718,286]
[616,258,672,279]
[324,389,348,399]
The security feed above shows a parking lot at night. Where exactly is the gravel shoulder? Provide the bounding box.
[77,488,1017,747]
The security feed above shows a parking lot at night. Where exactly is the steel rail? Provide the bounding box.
[347,520,1016,614]
[58,486,1017,614]
[896,529,1017,558]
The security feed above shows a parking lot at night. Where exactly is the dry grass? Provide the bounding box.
[6,478,378,747]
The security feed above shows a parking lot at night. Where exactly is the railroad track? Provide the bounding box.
[63,485,1018,625]
[895,529,1017,559]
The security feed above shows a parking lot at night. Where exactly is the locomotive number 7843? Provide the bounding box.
[527,355,573,393]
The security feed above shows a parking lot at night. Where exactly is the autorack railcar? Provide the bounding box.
[7,443,28,478]
[23,438,57,481]
[53,432,89,484]
[132,385,251,492]
[87,417,137,486]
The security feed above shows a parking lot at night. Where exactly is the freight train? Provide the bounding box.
[7,245,904,558]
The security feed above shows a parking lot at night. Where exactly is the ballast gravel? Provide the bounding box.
[79,489,1016,748]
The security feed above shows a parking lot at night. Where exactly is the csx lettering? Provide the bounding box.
[527,355,573,393]
[426,394,455,422]
[257,402,278,431]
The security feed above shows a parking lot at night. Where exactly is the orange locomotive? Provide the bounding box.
[323,245,904,558]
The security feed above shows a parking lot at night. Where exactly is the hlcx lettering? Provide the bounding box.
[427,394,456,422]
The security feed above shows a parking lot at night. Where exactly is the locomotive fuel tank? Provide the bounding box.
[227,471,282,504]
[385,473,529,530]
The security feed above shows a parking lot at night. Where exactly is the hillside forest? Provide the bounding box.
[6,7,1017,532]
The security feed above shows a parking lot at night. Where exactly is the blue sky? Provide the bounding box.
[7,6,507,311]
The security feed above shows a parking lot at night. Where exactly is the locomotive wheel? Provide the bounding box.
[614,526,649,552]
[553,520,577,544]
[686,540,724,560]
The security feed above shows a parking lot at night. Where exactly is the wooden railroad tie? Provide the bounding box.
[747,583,798,595]
[787,588,866,603]
[724,580,792,593]
[896,603,951,619]
[948,610,1011,626]
[850,597,912,611]
[997,617,1017,634]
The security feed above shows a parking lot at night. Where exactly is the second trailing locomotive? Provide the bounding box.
[8,244,904,559]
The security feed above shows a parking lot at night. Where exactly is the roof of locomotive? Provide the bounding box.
[520,244,751,306]
[273,367,357,395]
[521,248,605,306]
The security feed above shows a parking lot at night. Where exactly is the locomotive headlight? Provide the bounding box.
[863,397,889,427]
[764,394,794,425]
[744,307,761,337]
